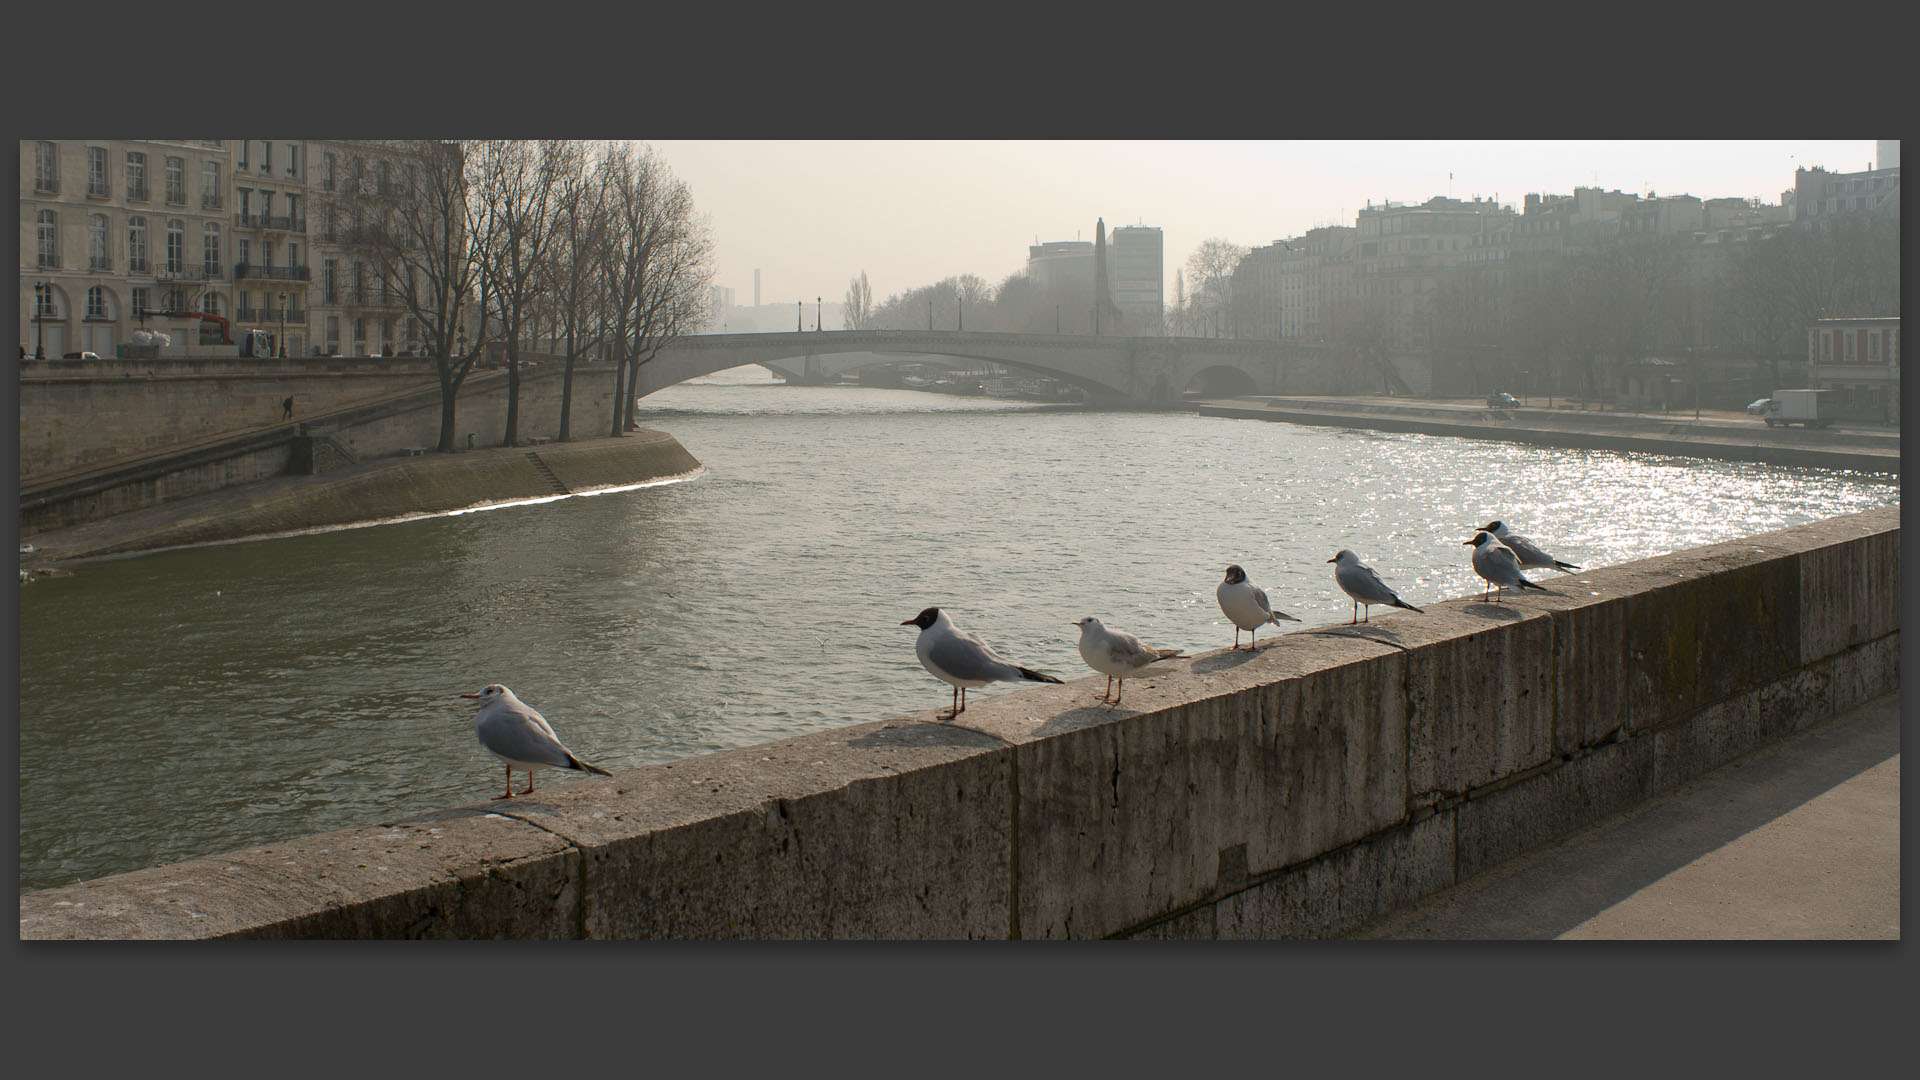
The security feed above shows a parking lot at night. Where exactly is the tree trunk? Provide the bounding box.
[436,369,460,452]
[558,328,576,443]
[609,349,627,438]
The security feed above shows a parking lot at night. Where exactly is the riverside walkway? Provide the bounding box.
[1348,692,1900,940]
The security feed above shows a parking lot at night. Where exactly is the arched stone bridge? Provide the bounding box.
[637,330,1352,406]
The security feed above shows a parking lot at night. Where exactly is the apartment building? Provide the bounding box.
[1107,225,1164,333]
[21,140,238,358]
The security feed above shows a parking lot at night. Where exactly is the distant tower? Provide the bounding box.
[1093,218,1122,336]
[754,269,761,307]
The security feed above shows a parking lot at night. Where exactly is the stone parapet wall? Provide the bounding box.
[18,507,1899,939]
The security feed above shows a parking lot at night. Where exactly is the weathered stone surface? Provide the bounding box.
[20,810,581,939]
[1209,812,1456,940]
[1400,607,1555,797]
[1004,632,1407,939]
[1797,509,1901,663]
[1454,738,1655,881]
[1820,634,1900,719]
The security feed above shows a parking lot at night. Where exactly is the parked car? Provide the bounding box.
[1746,397,1772,415]
[1487,391,1520,409]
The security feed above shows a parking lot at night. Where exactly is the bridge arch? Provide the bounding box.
[1183,365,1259,398]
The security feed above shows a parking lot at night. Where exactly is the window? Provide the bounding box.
[37,210,59,268]
[35,141,57,192]
[326,315,340,345]
[128,216,149,273]
[1844,331,1856,361]
[237,188,250,219]
[323,152,336,191]
[202,293,220,316]
[87,286,109,319]
[203,224,221,276]
[165,156,186,204]
[352,261,365,302]
[353,317,365,344]
[126,151,148,200]
[1868,331,1881,362]
[87,146,108,196]
[287,242,299,270]
[237,237,250,268]
[263,141,272,173]
[131,286,149,318]
[87,213,111,270]
[239,140,249,168]
[166,220,185,273]
[322,259,336,302]
[201,160,222,209]
[285,143,299,177]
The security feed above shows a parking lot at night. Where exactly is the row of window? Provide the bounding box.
[36,142,224,207]
[1812,327,1900,365]
[34,209,311,276]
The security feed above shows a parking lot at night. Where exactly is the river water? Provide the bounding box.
[16,367,1899,892]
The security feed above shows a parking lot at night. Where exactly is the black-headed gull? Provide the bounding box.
[1327,549,1424,624]
[1465,531,1548,602]
[1216,564,1300,649]
[1072,616,1185,705]
[1478,520,1580,572]
[901,607,1063,721]
[461,683,612,799]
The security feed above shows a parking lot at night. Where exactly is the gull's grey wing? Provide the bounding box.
[479,709,576,768]
[1105,630,1157,670]
[1250,585,1275,616]
[1504,533,1553,566]
[1337,561,1397,604]
[929,632,1021,683]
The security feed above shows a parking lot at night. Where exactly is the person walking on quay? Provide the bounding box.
[282,395,295,420]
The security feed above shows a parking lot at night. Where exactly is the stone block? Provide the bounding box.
[1403,609,1555,796]
[1615,553,1800,731]
[1211,812,1456,940]
[512,723,1013,939]
[1820,634,1901,718]
[1798,512,1901,664]
[1453,737,1654,881]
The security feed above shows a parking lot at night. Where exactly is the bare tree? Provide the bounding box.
[334,140,498,452]
[843,270,873,329]
[602,144,715,436]
[475,139,572,447]
[543,142,618,443]
[1186,238,1248,337]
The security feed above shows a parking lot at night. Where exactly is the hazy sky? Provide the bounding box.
[644,140,1889,312]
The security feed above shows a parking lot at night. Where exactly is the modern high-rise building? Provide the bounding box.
[1108,225,1164,333]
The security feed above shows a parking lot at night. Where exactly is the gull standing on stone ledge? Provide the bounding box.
[1465,531,1548,602]
[1072,616,1185,705]
[1478,520,1581,573]
[1327,549,1424,624]
[461,683,612,799]
[901,607,1064,721]
[1216,564,1301,649]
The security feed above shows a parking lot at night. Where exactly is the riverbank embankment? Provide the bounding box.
[18,431,702,568]
[1188,395,1900,474]
[18,505,1897,939]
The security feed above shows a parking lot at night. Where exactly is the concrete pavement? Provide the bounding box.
[1349,692,1900,940]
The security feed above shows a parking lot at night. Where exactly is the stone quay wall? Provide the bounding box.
[19,507,1898,939]
[20,360,629,534]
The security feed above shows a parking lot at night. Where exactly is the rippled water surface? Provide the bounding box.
[17,368,1898,891]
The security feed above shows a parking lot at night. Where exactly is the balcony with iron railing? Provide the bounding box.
[127,183,149,201]
[201,194,224,211]
[233,263,311,281]
[129,257,152,275]
[232,213,307,233]
[237,307,307,324]
[158,266,221,283]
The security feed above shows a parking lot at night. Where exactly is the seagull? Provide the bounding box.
[901,607,1064,721]
[1072,616,1185,705]
[1216,564,1301,649]
[460,683,612,799]
[1327,549,1424,624]
[1478,520,1580,572]
[1465,531,1548,602]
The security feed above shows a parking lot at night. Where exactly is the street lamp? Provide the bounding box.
[927,298,932,331]
[816,296,822,332]
[797,300,802,332]
[34,282,47,360]
[277,291,288,357]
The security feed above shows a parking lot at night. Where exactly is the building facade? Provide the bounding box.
[1107,225,1164,333]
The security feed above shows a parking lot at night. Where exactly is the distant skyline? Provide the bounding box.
[643,140,1889,312]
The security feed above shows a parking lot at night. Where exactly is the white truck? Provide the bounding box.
[1762,388,1835,428]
